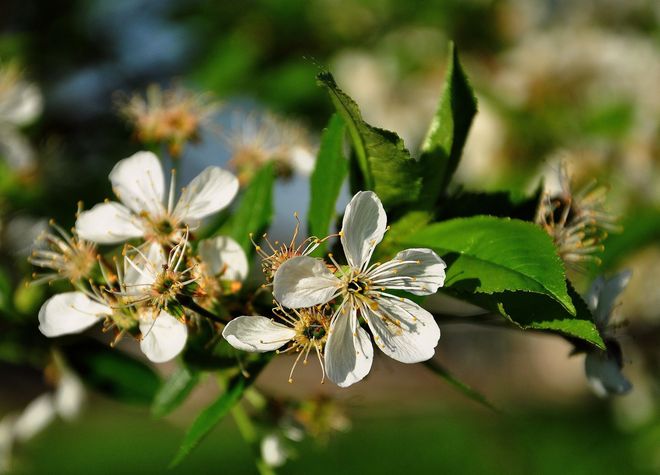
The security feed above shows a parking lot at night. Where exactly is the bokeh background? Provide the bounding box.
[1,0,659,473]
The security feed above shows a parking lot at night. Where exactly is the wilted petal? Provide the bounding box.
[223,316,296,352]
[75,202,144,244]
[586,270,632,329]
[363,296,440,363]
[139,311,188,363]
[173,166,238,222]
[38,292,110,337]
[341,191,387,270]
[273,256,341,308]
[371,248,446,296]
[109,151,165,216]
[325,307,373,387]
[198,236,248,281]
[585,350,632,398]
[13,394,55,442]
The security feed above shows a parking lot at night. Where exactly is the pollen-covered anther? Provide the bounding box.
[251,215,329,282]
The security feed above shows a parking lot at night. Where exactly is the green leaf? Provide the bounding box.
[400,216,575,313]
[437,187,541,222]
[375,210,433,259]
[308,114,347,255]
[317,72,422,209]
[420,42,477,199]
[151,366,201,418]
[65,341,160,405]
[598,207,660,273]
[423,359,499,412]
[219,163,275,254]
[0,267,12,312]
[170,376,246,468]
[463,282,605,349]
[170,355,271,467]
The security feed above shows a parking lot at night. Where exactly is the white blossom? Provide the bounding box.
[75,151,238,244]
[273,191,445,387]
[37,285,187,364]
[223,306,330,383]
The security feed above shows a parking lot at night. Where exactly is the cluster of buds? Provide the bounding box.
[535,161,620,271]
[30,151,248,363]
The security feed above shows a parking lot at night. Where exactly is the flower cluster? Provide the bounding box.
[224,191,446,387]
[31,151,246,363]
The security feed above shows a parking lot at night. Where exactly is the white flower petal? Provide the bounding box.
[75,202,144,244]
[139,310,188,363]
[222,316,296,352]
[341,191,387,270]
[13,394,56,442]
[273,256,341,309]
[38,292,110,337]
[289,146,316,176]
[586,270,632,329]
[261,433,288,468]
[363,296,440,363]
[109,151,165,216]
[123,242,165,295]
[198,236,249,281]
[372,248,446,296]
[585,351,632,398]
[173,166,239,222]
[54,372,85,421]
[325,307,373,387]
[0,127,35,171]
[0,81,42,125]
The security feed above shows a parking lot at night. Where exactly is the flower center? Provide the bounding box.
[303,323,326,341]
[347,277,367,294]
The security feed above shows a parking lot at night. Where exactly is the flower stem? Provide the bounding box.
[231,402,276,475]
[180,297,230,323]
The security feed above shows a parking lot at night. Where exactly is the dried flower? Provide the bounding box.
[536,161,619,270]
[117,84,220,157]
[29,220,97,285]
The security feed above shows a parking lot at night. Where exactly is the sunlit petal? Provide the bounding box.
[363,296,440,363]
[198,236,249,281]
[75,202,144,244]
[38,292,110,337]
[325,307,373,387]
[109,151,165,216]
[341,191,387,270]
[223,316,296,352]
[273,256,341,309]
[139,311,188,363]
[173,166,239,222]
